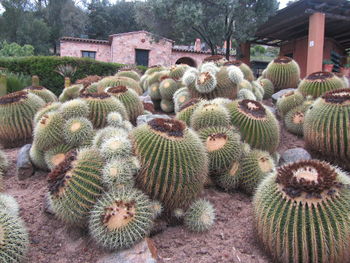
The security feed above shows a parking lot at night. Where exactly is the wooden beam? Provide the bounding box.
[305,9,350,22]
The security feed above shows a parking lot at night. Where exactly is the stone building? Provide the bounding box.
[60,31,234,67]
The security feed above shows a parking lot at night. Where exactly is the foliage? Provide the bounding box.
[0,41,34,57]
[0,56,126,95]
[1,71,32,93]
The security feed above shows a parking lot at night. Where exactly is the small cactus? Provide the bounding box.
[100,136,132,161]
[190,102,230,130]
[92,127,128,148]
[102,157,135,190]
[63,117,94,147]
[44,144,74,170]
[59,99,90,120]
[175,98,202,126]
[24,76,58,103]
[276,90,304,117]
[33,102,61,125]
[184,199,215,232]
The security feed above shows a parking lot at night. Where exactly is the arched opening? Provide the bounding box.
[175,57,197,67]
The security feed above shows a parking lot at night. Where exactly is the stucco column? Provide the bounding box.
[240,42,251,65]
[306,12,325,75]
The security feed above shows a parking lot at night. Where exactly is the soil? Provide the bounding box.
[2,103,305,263]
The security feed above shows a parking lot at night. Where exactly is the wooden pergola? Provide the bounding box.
[247,0,350,76]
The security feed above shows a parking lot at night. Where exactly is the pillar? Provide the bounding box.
[306,12,325,75]
[240,42,251,65]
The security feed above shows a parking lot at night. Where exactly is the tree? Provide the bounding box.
[135,0,278,58]
[0,41,34,57]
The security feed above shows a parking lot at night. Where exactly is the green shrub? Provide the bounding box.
[0,56,130,95]
[3,72,31,93]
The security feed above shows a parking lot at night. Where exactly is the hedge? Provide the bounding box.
[0,56,146,95]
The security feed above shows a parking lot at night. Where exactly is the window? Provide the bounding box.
[135,49,149,66]
[81,51,96,59]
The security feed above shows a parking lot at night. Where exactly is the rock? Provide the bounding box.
[139,95,152,104]
[136,114,171,126]
[16,144,35,180]
[280,148,311,165]
[271,88,295,103]
[97,238,157,263]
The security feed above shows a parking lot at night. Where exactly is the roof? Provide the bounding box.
[60,37,110,45]
[172,47,213,55]
[253,0,350,51]
[108,31,175,43]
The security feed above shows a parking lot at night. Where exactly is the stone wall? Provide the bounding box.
[110,31,173,66]
[60,41,111,62]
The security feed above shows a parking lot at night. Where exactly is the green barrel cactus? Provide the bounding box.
[24,76,57,103]
[190,102,230,130]
[198,126,242,175]
[254,159,350,263]
[93,127,128,148]
[159,78,179,100]
[237,88,256,100]
[100,136,132,161]
[175,98,202,126]
[0,210,29,263]
[0,194,20,217]
[33,102,61,125]
[297,71,345,98]
[195,72,217,93]
[251,81,264,101]
[33,111,65,151]
[102,157,135,190]
[238,79,253,91]
[79,92,128,129]
[226,100,280,153]
[0,91,45,148]
[284,100,312,136]
[48,148,104,225]
[29,144,48,171]
[184,199,215,232]
[304,89,350,162]
[59,99,90,120]
[107,112,123,127]
[216,160,242,190]
[258,78,274,99]
[106,86,144,124]
[265,56,300,91]
[225,60,255,82]
[97,76,143,95]
[145,65,165,75]
[44,144,74,170]
[58,84,83,102]
[115,69,140,82]
[160,99,174,113]
[149,83,162,100]
[173,87,191,113]
[169,64,189,80]
[276,90,304,117]
[89,187,155,250]
[63,117,94,146]
[200,62,220,75]
[131,118,208,211]
[239,149,275,195]
[203,55,227,66]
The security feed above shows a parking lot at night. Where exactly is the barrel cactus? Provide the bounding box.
[225,60,255,82]
[0,210,29,263]
[160,99,175,113]
[198,126,242,175]
[100,136,132,161]
[97,76,142,95]
[297,71,345,98]
[190,102,230,130]
[29,144,48,171]
[0,194,20,217]
[184,199,215,232]
[44,144,74,170]
[265,56,300,91]
[258,78,274,99]
[106,86,144,124]
[102,157,135,190]
[33,102,61,125]
[227,100,280,153]
[48,148,104,225]
[58,84,83,102]
[115,69,140,82]
[131,118,208,211]
[24,76,57,103]
[216,160,241,190]
[173,87,191,113]
[304,89,350,162]
[79,92,128,129]
[89,187,155,250]
[254,159,350,263]
[276,90,304,117]
[175,98,202,126]
[284,100,313,136]
[59,99,90,120]
[63,117,94,146]
[0,91,45,148]
[93,127,128,148]
[237,88,256,100]
[33,111,65,151]
[169,64,189,80]
[159,78,179,100]
[239,149,275,195]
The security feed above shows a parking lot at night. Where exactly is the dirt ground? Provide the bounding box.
[2,110,305,263]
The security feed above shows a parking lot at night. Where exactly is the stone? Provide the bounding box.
[97,238,157,263]
[280,148,311,165]
[271,88,295,103]
[139,95,152,104]
[136,114,171,126]
[16,144,35,180]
